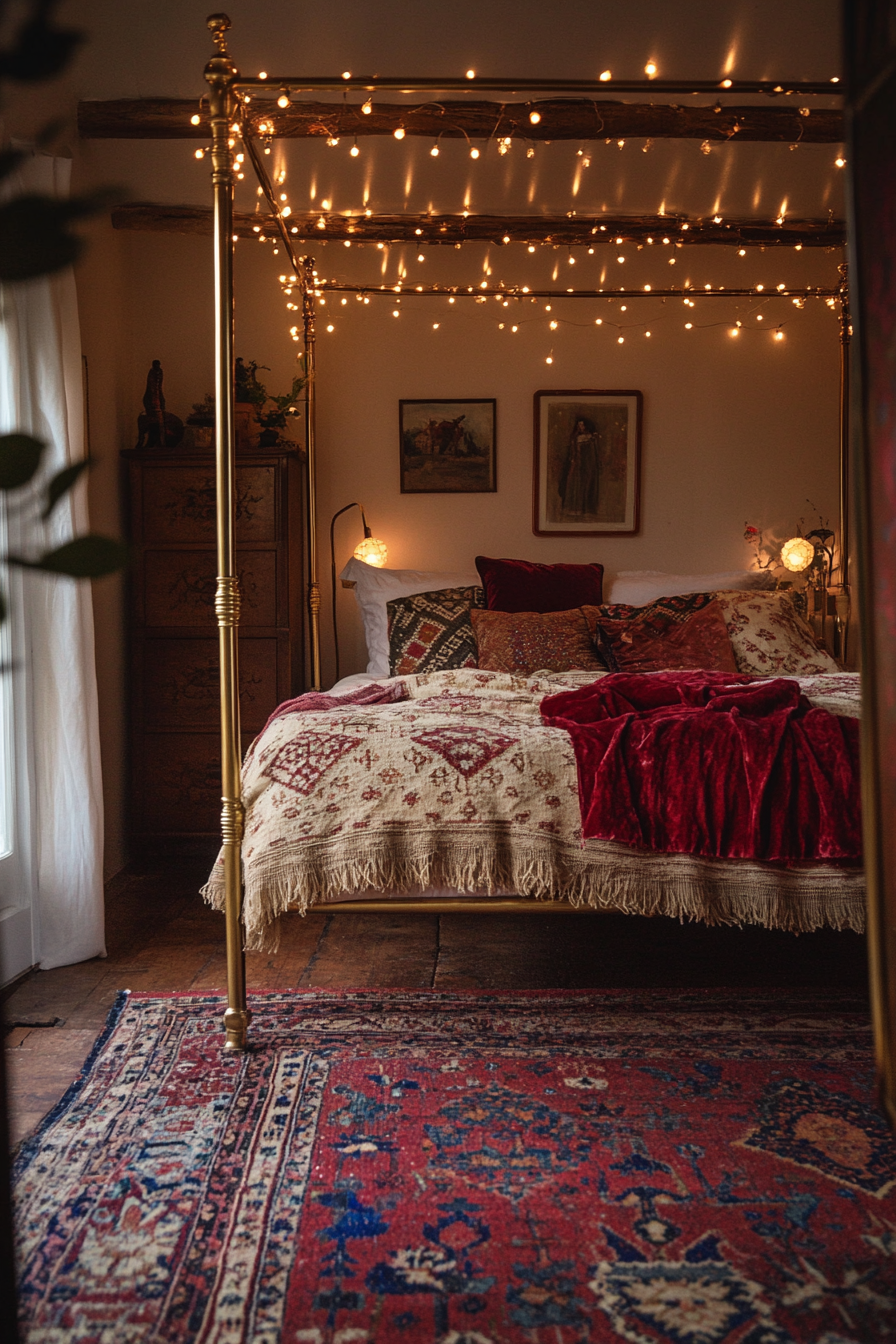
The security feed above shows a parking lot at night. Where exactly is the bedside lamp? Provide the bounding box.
[780,529,836,649]
[780,536,816,573]
[353,533,389,568]
[330,502,388,681]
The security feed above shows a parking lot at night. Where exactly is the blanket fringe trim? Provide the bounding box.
[201,833,865,952]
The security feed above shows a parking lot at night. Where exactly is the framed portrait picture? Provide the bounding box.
[533,389,642,535]
[399,398,497,493]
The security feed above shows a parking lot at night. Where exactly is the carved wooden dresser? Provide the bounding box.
[122,445,305,849]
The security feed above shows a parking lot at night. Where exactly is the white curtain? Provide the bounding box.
[0,154,105,968]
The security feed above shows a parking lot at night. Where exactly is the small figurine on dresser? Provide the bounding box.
[136,360,184,449]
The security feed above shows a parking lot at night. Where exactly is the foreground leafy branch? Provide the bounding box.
[0,432,128,622]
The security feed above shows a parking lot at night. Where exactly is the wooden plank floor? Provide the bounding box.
[3,857,869,1146]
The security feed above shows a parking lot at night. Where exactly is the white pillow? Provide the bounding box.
[607,569,775,607]
[340,557,480,677]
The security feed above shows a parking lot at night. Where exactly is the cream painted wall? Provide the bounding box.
[28,0,844,871]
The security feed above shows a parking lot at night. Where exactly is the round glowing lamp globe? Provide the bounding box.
[353,535,388,568]
[780,536,816,573]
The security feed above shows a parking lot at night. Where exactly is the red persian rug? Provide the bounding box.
[13,988,896,1343]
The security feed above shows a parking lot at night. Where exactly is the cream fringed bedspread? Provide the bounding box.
[201,668,865,950]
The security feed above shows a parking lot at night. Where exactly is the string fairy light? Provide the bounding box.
[217,104,843,372]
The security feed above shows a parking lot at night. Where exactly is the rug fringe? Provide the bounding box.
[201,833,865,952]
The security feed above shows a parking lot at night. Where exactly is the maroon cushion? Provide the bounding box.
[475,556,604,614]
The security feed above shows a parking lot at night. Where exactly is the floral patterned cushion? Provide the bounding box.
[387,586,485,676]
[584,594,738,673]
[471,606,606,675]
[710,589,839,675]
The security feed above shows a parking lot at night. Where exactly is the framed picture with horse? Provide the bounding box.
[533,388,642,535]
[399,398,497,493]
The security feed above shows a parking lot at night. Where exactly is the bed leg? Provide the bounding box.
[222,810,251,1052]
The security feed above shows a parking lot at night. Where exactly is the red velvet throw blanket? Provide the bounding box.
[540,671,862,863]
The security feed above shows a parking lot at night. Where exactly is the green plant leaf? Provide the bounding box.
[8,535,128,578]
[0,147,25,184]
[0,195,82,280]
[0,5,83,83]
[42,458,91,518]
[0,190,119,283]
[0,433,44,488]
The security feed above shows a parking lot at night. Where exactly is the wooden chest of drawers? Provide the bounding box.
[122,447,305,848]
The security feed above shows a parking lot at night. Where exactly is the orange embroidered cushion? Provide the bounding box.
[471,607,606,675]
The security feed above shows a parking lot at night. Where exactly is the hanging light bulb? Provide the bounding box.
[394,127,406,140]
[277,91,290,108]
[362,99,372,115]
[470,146,480,159]
[430,141,440,156]
[350,141,360,156]
[529,110,542,125]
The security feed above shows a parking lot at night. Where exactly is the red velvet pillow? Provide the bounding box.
[475,556,604,613]
[583,594,738,673]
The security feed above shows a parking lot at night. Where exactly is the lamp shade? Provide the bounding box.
[353,535,388,567]
[780,536,816,573]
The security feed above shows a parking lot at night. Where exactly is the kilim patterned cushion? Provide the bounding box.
[583,592,738,673]
[710,588,840,676]
[471,605,607,675]
[387,585,485,676]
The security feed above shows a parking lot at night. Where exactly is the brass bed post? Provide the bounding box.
[206,14,249,1051]
[302,257,322,691]
[837,262,852,664]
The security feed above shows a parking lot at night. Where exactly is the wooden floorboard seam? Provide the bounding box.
[296,912,335,987]
[431,915,442,989]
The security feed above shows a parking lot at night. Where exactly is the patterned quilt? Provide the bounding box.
[202,669,864,950]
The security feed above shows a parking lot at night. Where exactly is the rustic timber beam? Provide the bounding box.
[110,202,847,249]
[79,98,844,144]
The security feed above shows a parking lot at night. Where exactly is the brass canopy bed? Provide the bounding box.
[196,14,862,1055]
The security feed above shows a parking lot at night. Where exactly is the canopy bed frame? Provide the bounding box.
[200,14,857,1056]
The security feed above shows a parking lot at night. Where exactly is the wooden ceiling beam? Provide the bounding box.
[79,98,844,144]
[110,202,846,249]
